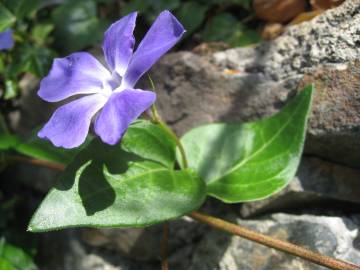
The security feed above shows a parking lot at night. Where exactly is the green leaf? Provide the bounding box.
[0,121,82,165]
[3,80,19,100]
[19,45,54,77]
[202,13,261,47]
[0,113,19,150]
[7,44,54,78]
[202,13,238,41]
[230,0,252,9]
[121,120,177,168]
[0,239,38,270]
[31,23,54,46]
[0,4,15,32]
[14,131,83,165]
[122,0,180,23]
[0,56,5,73]
[176,2,208,37]
[228,26,261,47]
[179,85,314,203]
[0,134,19,150]
[52,0,108,53]
[3,0,42,19]
[28,138,206,231]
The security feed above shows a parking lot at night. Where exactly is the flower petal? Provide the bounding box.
[38,52,111,102]
[38,94,107,148]
[95,89,156,145]
[122,10,185,89]
[0,29,14,50]
[103,12,137,76]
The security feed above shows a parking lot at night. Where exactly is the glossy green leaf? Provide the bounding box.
[0,4,15,32]
[121,120,177,168]
[179,85,313,203]
[0,239,38,270]
[29,137,206,231]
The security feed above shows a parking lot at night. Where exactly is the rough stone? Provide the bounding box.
[81,227,161,261]
[81,216,209,262]
[299,61,360,167]
[213,0,360,80]
[37,230,159,270]
[148,0,360,167]
[240,156,360,218]
[187,213,360,270]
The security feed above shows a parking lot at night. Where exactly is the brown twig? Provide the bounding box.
[189,211,360,270]
[8,155,65,171]
[161,223,169,270]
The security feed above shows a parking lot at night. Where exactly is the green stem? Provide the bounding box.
[148,75,188,168]
[157,120,188,168]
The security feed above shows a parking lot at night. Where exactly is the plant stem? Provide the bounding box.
[161,223,169,270]
[157,120,188,168]
[147,74,188,168]
[8,155,65,171]
[189,211,360,270]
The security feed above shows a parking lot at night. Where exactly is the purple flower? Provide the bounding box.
[38,11,185,148]
[0,29,14,50]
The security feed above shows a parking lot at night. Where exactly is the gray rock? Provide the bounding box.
[148,0,360,167]
[81,216,208,261]
[187,213,360,270]
[240,156,360,218]
[81,227,161,261]
[213,0,360,81]
[37,230,159,270]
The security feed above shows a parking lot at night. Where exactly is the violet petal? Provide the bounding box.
[38,94,107,148]
[0,29,14,50]
[103,12,137,76]
[94,89,156,145]
[122,10,185,89]
[38,52,111,102]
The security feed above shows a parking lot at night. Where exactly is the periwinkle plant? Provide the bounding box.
[22,9,352,270]
[29,8,312,236]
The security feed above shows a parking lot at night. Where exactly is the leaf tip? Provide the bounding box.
[26,224,35,233]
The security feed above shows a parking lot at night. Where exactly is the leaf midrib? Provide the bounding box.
[79,166,168,202]
[208,99,303,185]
